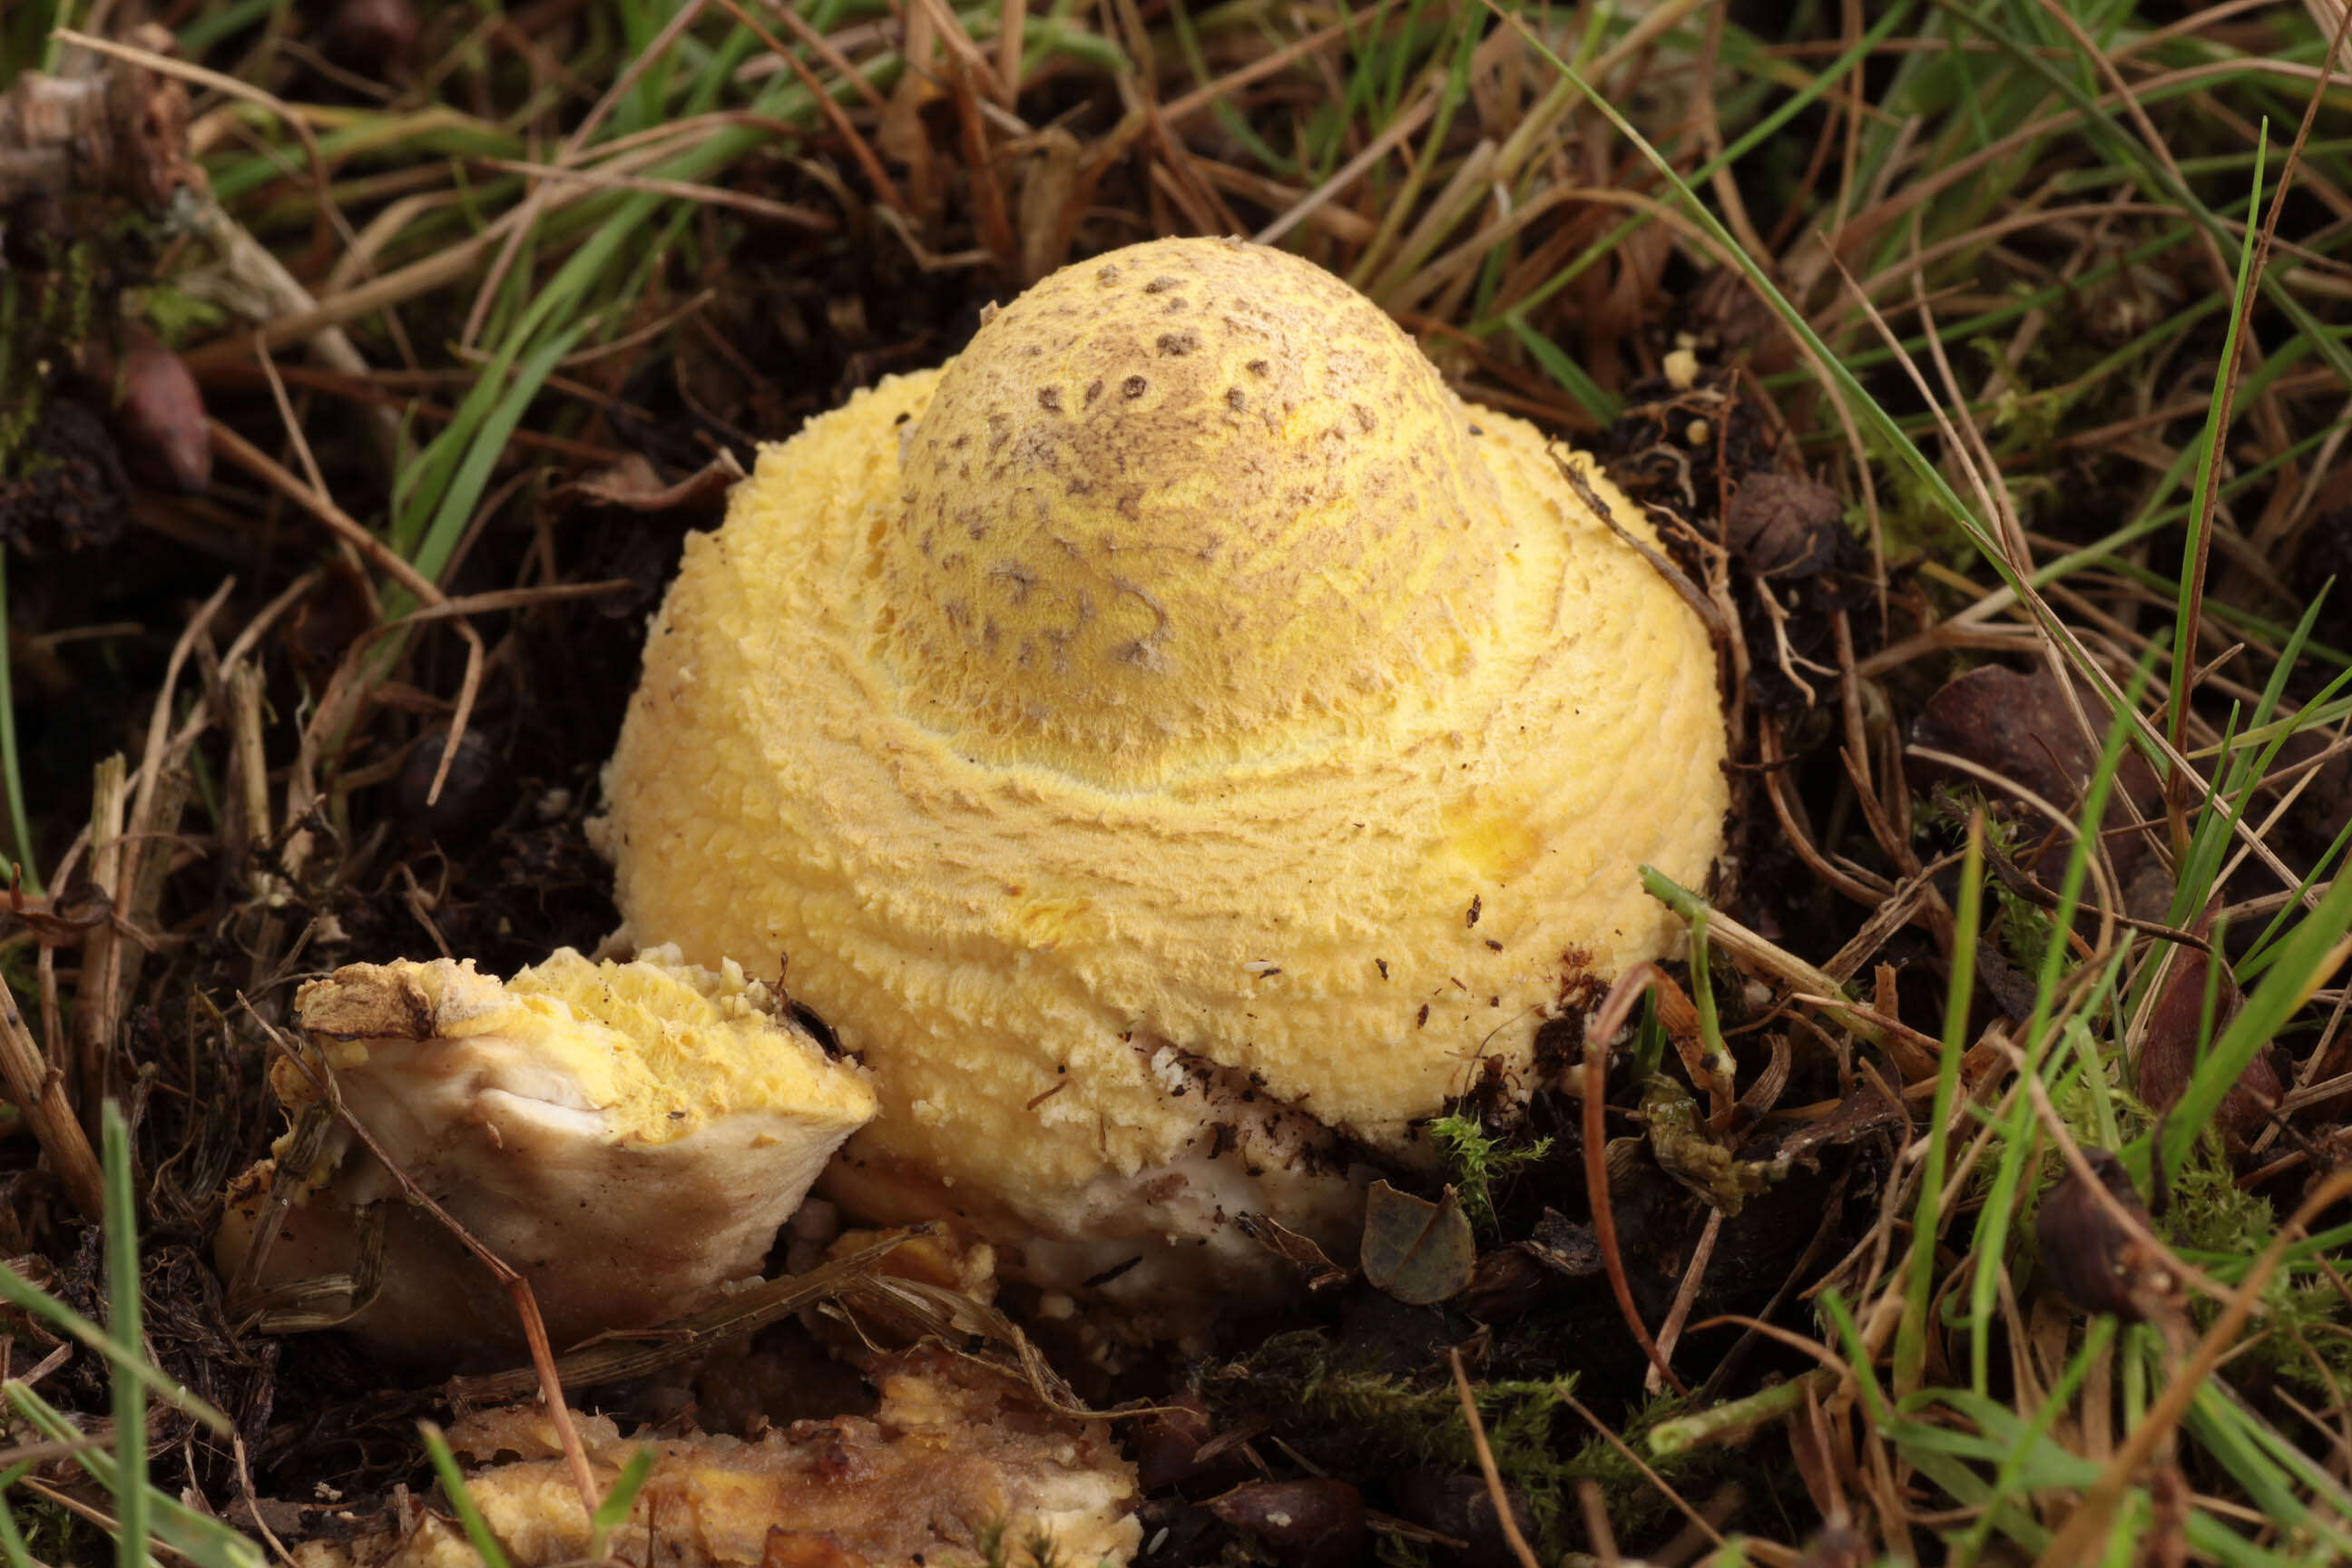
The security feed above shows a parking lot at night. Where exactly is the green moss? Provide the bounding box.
[125,286,229,348]
[1,243,102,484]
[1430,1112,1553,1232]
[1860,417,1981,571]
[2156,1154,2352,1395]
[1973,813,2060,979]
[0,273,42,477]
[1222,1330,1710,1559]
[3,1490,98,1568]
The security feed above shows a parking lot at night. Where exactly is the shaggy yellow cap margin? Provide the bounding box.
[600,237,1727,1289]
[219,947,874,1356]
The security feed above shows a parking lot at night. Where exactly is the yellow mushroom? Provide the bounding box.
[218,946,875,1357]
[597,237,1726,1315]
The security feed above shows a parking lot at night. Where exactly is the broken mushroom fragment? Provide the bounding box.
[598,236,1728,1313]
[287,1348,1141,1568]
[219,946,874,1357]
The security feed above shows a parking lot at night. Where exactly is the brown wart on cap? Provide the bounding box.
[596,236,1729,1323]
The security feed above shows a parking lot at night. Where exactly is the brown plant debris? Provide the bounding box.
[292,1348,1140,1568]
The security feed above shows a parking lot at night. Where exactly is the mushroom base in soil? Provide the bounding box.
[595,235,1729,1324]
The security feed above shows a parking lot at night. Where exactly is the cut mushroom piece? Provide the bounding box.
[284,1348,1142,1568]
[217,945,875,1359]
[598,236,1729,1310]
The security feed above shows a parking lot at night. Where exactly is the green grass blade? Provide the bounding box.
[1954,1319,2114,1565]
[1816,1290,1894,1427]
[420,1425,513,1568]
[2158,853,2352,1182]
[1936,2,2352,391]
[1471,0,1917,338]
[1504,311,1621,424]
[588,1447,656,1559]
[1896,811,1983,1398]
[5,1387,260,1568]
[0,1462,37,1568]
[1496,17,2014,592]
[2240,805,2352,983]
[406,318,597,592]
[2167,130,2268,751]
[0,1267,229,1432]
[0,553,39,895]
[1968,655,2157,1391]
[103,1105,144,1568]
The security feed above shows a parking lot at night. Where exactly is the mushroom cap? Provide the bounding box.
[218,946,874,1357]
[887,240,1505,788]
[600,237,1727,1296]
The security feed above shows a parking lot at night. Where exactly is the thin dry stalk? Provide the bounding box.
[0,974,104,1220]
[1562,1390,1755,1562]
[445,1232,918,1403]
[1647,1208,1724,1396]
[710,0,906,218]
[476,157,833,228]
[205,420,484,807]
[72,755,128,1113]
[1583,961,1689,1396]
[1447,1348,1541,1568]
[1254,92,1436,250]
[461,0,714,348]
[1835,257,2318,906]
[1158,18,1357,128]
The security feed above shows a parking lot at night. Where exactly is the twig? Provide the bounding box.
[1582,961,1689,1396]
[231,1434,297,1568]
[1576,1481,1620,1568]
[474,158,834,229]
[1647,1208,1724,1396]
[75,582,234,1117]
[1642,866,1889,1045]
[1562,1391,1740,1558]
[72,756,128,1115]
[444,1232,918,1404]
[707,0,906,220]
[0,969,104,1220]
[1446,1348,1540,1568]
[1253,93,1436,249]
[206,421,483,807]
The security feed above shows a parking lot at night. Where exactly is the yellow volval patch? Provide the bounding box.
[1005,894,1103,953]
[1442,792,1543,885]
